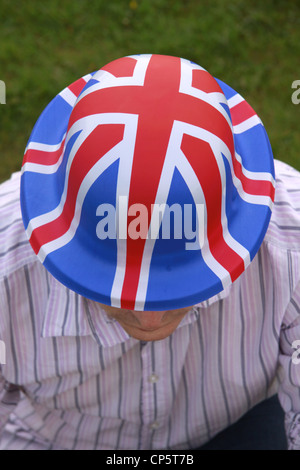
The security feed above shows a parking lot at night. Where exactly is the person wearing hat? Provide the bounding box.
[0,54,299,450]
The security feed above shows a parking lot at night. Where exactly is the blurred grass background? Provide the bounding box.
[0,0,300,183]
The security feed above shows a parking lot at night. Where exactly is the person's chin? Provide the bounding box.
[122,324,176,342]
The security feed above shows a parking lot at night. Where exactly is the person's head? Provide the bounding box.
[21,54,275,337]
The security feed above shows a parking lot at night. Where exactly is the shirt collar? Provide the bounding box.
[41,272,232,346]
[41,274,92,338]
[194,283,232,308]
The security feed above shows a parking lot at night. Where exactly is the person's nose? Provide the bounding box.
[135,311,167,330]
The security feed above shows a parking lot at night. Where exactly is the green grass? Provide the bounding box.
[1,0,300,183]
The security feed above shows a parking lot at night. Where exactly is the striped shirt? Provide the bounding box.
[0,159,300,450]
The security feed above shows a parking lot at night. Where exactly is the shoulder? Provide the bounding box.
[264,159,300,251]
[0,172,37,279]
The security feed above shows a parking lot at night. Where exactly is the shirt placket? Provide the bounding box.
[138,340,168,449]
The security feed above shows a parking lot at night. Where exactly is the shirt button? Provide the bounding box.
[148,373,159,383]
[149,421,160,430]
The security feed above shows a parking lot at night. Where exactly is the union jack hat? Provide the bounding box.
[20,54,275,311]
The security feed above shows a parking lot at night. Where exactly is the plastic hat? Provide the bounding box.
[20,54,275,311]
